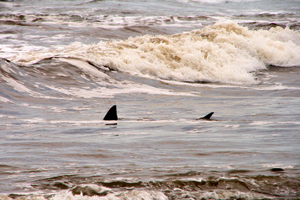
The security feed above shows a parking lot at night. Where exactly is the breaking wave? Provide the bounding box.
[11,21,300,85]
[2,173,300,199]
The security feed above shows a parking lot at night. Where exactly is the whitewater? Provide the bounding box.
[0,0,300,199]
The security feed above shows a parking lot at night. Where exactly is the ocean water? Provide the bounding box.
[1,0,300,199]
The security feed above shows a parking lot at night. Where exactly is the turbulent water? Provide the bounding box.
[1,0,300,199]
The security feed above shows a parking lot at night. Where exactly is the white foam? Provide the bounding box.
[253,84,300,91]
[11,21,300,84]
[0,73,64,99]
[0,187,270,200]
[49,189,168,200]
[22,118,45,123]
[0,73,38,95]
[262,164,294,169]
[45,82,195,99]
[0,96,12,103]
[57,58,111,80]
[49,120,103,126]
[250,121,300,126]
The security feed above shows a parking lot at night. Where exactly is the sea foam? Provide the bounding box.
[12,21,300,84]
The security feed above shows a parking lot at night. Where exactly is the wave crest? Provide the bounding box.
[11,21,300,84]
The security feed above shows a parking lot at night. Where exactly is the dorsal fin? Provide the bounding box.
[200,112,214,120]
[103,105,118,120]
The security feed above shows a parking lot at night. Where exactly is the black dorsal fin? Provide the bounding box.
[103,105,118,120]
[200,112,214,120]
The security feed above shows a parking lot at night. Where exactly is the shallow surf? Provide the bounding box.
[1,0,300,199]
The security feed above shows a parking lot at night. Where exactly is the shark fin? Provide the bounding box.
[199,112,214,120]
[103,105,118,120]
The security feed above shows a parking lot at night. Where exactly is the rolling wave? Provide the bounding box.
[10,21,300,84]
[0,57,194,101]
[21,173,300,199]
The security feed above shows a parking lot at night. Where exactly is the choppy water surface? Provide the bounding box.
[1,0,300,199]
